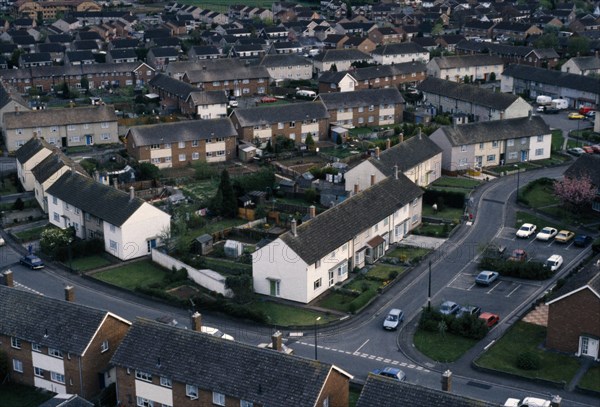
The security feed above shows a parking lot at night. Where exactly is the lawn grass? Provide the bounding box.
[514,211,566,231]
[387,246,432,262]
[94,260,167,290]
[551,129,564,151]
[317,291,355,312]
[431,177,480,189]
[579,364,600,392]
[520,180,559,209]
[181,179,219,204]
[0,383,54,407]
[70,254,113,272]
[422,204,464,221]
[412,222,452,238]
[0,180,18,195]
[248,301,337,326]
[413,328,479,363]
[476,322,580,383]
[366,264,403,280]
[203,257,251,275]
[13,224,51,242]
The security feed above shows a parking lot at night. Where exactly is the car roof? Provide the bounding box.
[479,270,495,276]
[480,312,496,318]
[388,308,402,315]
[521,223,534,227]
[548,254,562,261]
[382,367,401,374]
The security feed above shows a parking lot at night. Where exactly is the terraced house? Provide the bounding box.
[0,284,130,399]
[318,88,404,128]
[126,119,238,168]
[181,65,270,97]
[3,105,118,152]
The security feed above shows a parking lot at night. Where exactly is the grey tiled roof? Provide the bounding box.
[567,55,600,71]
[21,53,52,63]
[127,118,237,146]
[38,395,94,407]
[564,154,600,187]
[187,90,228,105]
[430,54,504,69]
[370,133,442,174]
[351,62,427,80]
[149,73,196,99]
[259,54,312,67]
[318,70,351,84]
[356,375,500,407]
[280,174,423,265]
[0,62,151,81]
[4,105,117,129]
[46,172,146,227]
[184,65,270,83]
[548,255,600,304]
[111,318,343,407]
[371,42,428,56]
[437,116,550,146]
[31,152,88,184]
[319,88,404,109]
[0,80,27,110]
[14,137,54,165]
[417,77,522,110]
[0,285,117,355]
[232,102,329,127]
[313,48,371,62]
[502,64,600,95]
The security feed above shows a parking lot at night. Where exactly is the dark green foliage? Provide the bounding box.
[423,189,465,209]
[232,168,275,195]
[210,170,237,218]
[164,267,188,284]
[310,166,338,179]
[0,350,8,378]
[225,274,254,303]
[193,162,218,180]
[516,352,541,370]
[138,162,160,181]
[305,132,315,149]
[55,239,104,262]
[304,188,317,203]
[12,198,25,211]
[79,158,98,175]
[489,72,496,81]
[479,257,552,279]
[592,238,600,253]
[388,270,399,280]
[419,308,488,339]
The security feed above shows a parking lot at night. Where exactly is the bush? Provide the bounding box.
[423,189,465,209]
[479,257,553,280]
[419,308,487,339]
[516,351,541,370]
[388,270,399,280]
[165,267,188,284]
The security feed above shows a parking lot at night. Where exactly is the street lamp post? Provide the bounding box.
[427,260,432,311]
[67,238,73,272]
[514,164,520,203]
[314,316,321,360]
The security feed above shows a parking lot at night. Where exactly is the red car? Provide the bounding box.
[582,146,595,154]
[479,312,500,328]
[579,106,593,115]
[260,96,277,103]
[591,145,600,154]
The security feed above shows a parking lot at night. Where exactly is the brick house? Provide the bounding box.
[126,118,238,168]
[546,257,600,361]
[0,284,130,398]
[111,318,352,407]
[181,65,270,97]
[148,73,196,112]
[352,62,427,90]
[318,88,404,128]
[368,26,404,45]
[230,102,330,145]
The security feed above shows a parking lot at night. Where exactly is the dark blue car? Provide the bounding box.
[20,255,44,269]
[574,235,593,247]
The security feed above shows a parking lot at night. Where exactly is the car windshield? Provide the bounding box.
[31,258,42,264]
[386,315,397,321]
[519,226,529,231]
[541,228,552,233]
[441,304,451,311]
[546,260,557,267]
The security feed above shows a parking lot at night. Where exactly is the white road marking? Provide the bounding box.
[487,282,501,294]
[354,339,369,354]
[14,282,43,295]
[506,284,521,298]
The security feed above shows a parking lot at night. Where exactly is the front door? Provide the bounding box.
[521,150,528,162]
[328,270,334,287]
[475,155,483,168]
[85,135,93,145]
[580,336,599,359]
[269,280,280,296]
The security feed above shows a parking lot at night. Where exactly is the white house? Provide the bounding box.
[426,54,504,82]
[46,172,171,260]
[312,49,372,74]
[370,42,430,66]
[429,116,551,172]
[561,56,600,76]
[252,173,423,303]
[15,137,54,192]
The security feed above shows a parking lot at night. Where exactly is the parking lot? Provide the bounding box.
[436,224,590,326]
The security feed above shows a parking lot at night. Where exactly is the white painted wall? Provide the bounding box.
[344,161,385,193]
[529,134,551,161]
[18,149,52,191]
[197,103,227,119]
[135,380,173,406]
[118,203,171,260]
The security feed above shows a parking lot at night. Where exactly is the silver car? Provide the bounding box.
[383,308,404,330]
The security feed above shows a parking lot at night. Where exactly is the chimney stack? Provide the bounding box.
[129,186,135,201]
[399,132,404,143]
[191,312,202,331]
[370,174,376,186]
[354,183,359,195]
[375,146,380,159]
[15,105,18,114]
[441,370,452,392]
[271,331,283,351]
[113,177,118,190]
[418,128,422,140]
[309,205,316,219]
[393,165,399,180]
[64,285,75,302]
[385,138,391,149]
[550,396,561,407]
[3,270,14,287]
[291,219,297,236]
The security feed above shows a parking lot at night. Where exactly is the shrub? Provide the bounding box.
[516,351,541,370]
[423,190,465,209]
[479,257,553,280]
[388,270,399,280]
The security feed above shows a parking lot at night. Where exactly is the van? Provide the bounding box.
[536,95,552,106]
[579,105,594,115]
[296,89,316,98]
[551,99,568,110]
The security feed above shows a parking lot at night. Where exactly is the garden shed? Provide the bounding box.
[193,234,213,255]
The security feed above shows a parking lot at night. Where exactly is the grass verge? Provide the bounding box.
[579,364,600,392]
[13,225,50,242]
[414,328,478,363]
[70,255,113,272]
[387,246,432,263]
[94,260,167,290]
[475,322,580,383]
[247,301,337,326]
[431,176,480,189]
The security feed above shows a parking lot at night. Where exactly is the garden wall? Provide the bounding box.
[151,249,233,297]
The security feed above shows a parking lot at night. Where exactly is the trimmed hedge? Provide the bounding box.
[479,257,553,280]
[419,308,488,340]
[423,189,465,209]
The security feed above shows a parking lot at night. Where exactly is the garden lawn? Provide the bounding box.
[579,364,600,392]
[422,204,464,221]
[412,223,451,238]
[520,180,559,209]
[431,177,480,189]
[13,224,52,242]
[387,247,431,263]
[476,322,580,383]
[248,301,337,326]
[551,129,564,151]
[181,179,219,203]
[366,264,403,281]
[414,328,478,363]
[70,255,113,272]
[0,180,18,195]
[94,260,167,290]
[514,211,565,231]
[203,257,251,275]
[0,383,54,407]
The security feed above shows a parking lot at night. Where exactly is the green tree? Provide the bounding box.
[40,227,73,258]
[305,188,317,203]
[568,36,590,56]
[139,162,160,181]
[12,197,24,211]
[60,82,70,99]
[534,33,558,49]
[431,22,444,36]
[330,63,338,72]
[80,76,89,91]
[9,49,23,68]
[212,169,237,218]
[305,132,315,150]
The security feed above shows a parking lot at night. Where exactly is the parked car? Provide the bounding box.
[590,144,600,153]
[457,305,481,318]
[582,146,595,154]
[567,147,585,156]
[439,301,460,315]
[371,367,406,382]
[568,112,585,120]
[584,111,596,120]
[516,223,537,238]
[383,308,404,330]
[535,227,558,241]
[479,312,500,328]
[228,99,238,107]
[504,397,551,407]
[544,254,563,272]
[260,96,278,103]
[0,236,4,246]
[475,271,499,286]
[574,234,593,247]
[20,254,44,269]
[579,106,594,115]
[555,230,575,243]
[508,249,528,262]
[536,105,545,112]
[543,107,559,114]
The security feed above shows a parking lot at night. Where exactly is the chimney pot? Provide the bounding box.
[353,183,359,194]
[64,285,75,302]
[441,370,452,392]
[291,219,297,236]
[370,173,376,186]
[385,138,391,149]
[271,331,283,351]
[309,205,316,219]
[393,165,399,180]
[191,312,202,331]
[375,146,380,159]
[129,186,135,201]
[399,132,404,143]
[3,270,14,287]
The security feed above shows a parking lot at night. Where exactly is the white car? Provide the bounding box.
[535,227,558,241]
[201,326,234,341]
[544,254,563,272]
[0,236,4,246]
[504,397,551,407]
[516,223,537,238]
[383,308,404,330]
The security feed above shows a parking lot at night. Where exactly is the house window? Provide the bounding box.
[32,343,42,352]
[241,401,254,407]
[101,122,109,128]
[269,279,280,296]
[192,140,199,147]
[358,106,364,113]
[52,196,58,204]
[135,370,152,382]
[368,116,374,123]
[192,152,200,160]
[521,137,527,144]
[535,148,544,156]
[53,212,61,221]
[51,126,58,132]
[186,384,199,399]
[314,278,322,290]
[34,367,44,377]
[160,377,172,388]
[13,359,23,373]
[150,144,160,149]
[48,348,63,358]
[179,154,186,161]
[507,139,514,146]
[11,337,21,349]
[492,140,498,148]
[110,224,116,232]
[51,371,65,383]
[101,133,111,140]
[83,123,89,129]
[358,117,364,124]
[110,240,117,250]
[289,121,295,128]
[316,260,321,268]
[278,122,284,129]
[67,124,76,131]
[136,397,153,407]
[368,104,374,111]
[71,136,81,143]
[537,135,544,142]
[164,143,171,148]
[16,128,23,135]
[486,154,496,162]
[337,262,348,276]
[384,218,389,226]
[213,392,225,406]
[100,340,109,353]
[178,141,185,148]
[508,152,518,159]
